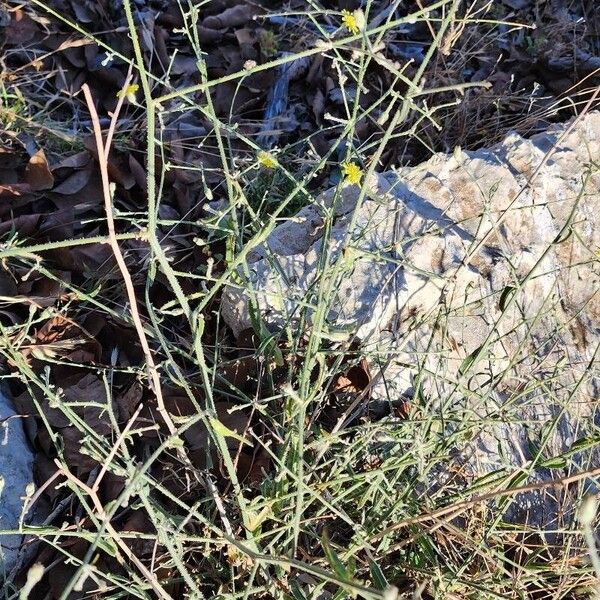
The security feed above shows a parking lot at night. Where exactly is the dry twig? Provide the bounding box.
[80,82,179,442]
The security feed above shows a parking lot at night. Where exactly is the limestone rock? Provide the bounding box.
[222,112,600,529]
[0,388,34,575]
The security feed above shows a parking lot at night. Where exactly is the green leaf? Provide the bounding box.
[539,456,567,469]
[499,285,516,311]
[321,530,348,580]
[569,436,600,453]
[552,226,572,245]
[165,435,185,449]
[289,580,308,600]
[458,343,484,376]
[367,556,388,590]
[209,417,252,447]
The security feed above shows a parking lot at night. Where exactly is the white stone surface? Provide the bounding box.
[0,388,34,574]
[222,112,600,528]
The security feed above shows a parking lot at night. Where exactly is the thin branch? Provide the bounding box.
[80,83,179,442]
[370,464,600,541]
[56,460,172,600]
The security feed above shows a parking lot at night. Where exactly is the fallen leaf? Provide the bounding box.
[217,356,258,392]
[128,154,147,192]
[0,183,32,198]
[52,150,91,170]
[202,5,257,29]
[25,149,55,191]
[502,0,530,8]
[5,8,38,45]
[0,213,41,237]
[121,510,157,556]
[185,402,253,468]
[116,379,144,421]
[20,314,102,365]
[331,358,371,395]
[61,373,111,433]
[237,445,270,484]
[52,165,92,194]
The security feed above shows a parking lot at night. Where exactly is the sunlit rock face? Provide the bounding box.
[222,112,600,530]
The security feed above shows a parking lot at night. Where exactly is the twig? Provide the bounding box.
[56,460,172,600]
[370,464,600,541]
[80,83,179,443]
[104,65,133,157]
[92,403,143,494]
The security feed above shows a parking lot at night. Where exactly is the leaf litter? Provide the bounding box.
[0,0,599,597]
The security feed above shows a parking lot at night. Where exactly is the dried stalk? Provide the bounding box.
[80,83,179,442]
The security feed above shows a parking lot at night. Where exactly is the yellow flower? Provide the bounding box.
[117,83,139,103]
[342,162,363,186]
[341,9,360,35]
[257,150,277,169]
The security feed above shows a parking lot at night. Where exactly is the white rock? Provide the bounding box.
[222,112,600,529]
[0,388,34,574]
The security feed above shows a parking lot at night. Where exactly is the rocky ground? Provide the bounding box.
[1,0,600,598]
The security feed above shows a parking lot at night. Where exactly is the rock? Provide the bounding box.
[0,388,34,575]
[222,112,600,530]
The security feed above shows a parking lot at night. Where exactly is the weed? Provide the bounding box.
[0,0,598,598]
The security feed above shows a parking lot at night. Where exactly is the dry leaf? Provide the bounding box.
[20,314,102,365]
[0,183,32,198]
[25,149,54,191]
[52,166,92,194]
[52,150,91,170]
[202,5,256,29]
[5,9,38,45]
[331,358,371,395]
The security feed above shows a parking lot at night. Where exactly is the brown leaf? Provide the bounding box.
[14,268,70,308]
[0,268,21,326]
[100,471,125,503]
[311,88,325,124]
[61,373,111,433]
[83,137,135,189]
[46,243,114,275]
[0,183,32,198]
[154,25,170,67]
[197,25,226,44]
[34,453,64,501]
[52,150,91,170]
[69,0,96,23]
[393,399,411,420]
[116,379,144,421]
[235,28,256,45]
[5,9,38,45]
[128,154,147,192]
[217,356,258,393]
[47,539,97,596]
[236,328,260,353]
[25,149,54,191]
[20,314,102,365]
[202,5,256,29]
[52,165,92,195]
[121,510,157,556]
[0,147,23,170]
[56,36,94,53]
[0,267,17,296]
[0,213,41,237]
[172,54,201,76]
[237,446,270,484]
[185,402,252,468]
[331,358,371,395]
